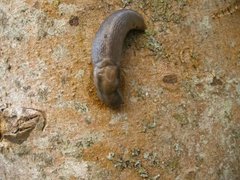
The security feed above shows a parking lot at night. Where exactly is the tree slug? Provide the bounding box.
[92,9,146,107]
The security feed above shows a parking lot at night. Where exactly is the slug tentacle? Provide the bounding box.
[92,9,146,107]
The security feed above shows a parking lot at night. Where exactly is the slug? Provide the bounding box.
[92,9,146,107]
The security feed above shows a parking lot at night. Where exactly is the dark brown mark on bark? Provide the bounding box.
[163,74,178,84]
[210,77,223,86]
[69,16,79,26]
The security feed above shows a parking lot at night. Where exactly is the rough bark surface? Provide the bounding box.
[0,0,240,179]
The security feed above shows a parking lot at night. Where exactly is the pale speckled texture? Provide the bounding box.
[0,0,240,179]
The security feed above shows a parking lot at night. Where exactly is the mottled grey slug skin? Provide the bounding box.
[92,9,146,107]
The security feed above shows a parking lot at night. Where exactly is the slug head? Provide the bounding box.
[94,66,123,108]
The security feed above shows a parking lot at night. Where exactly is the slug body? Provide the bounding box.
[92,9,146,107]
